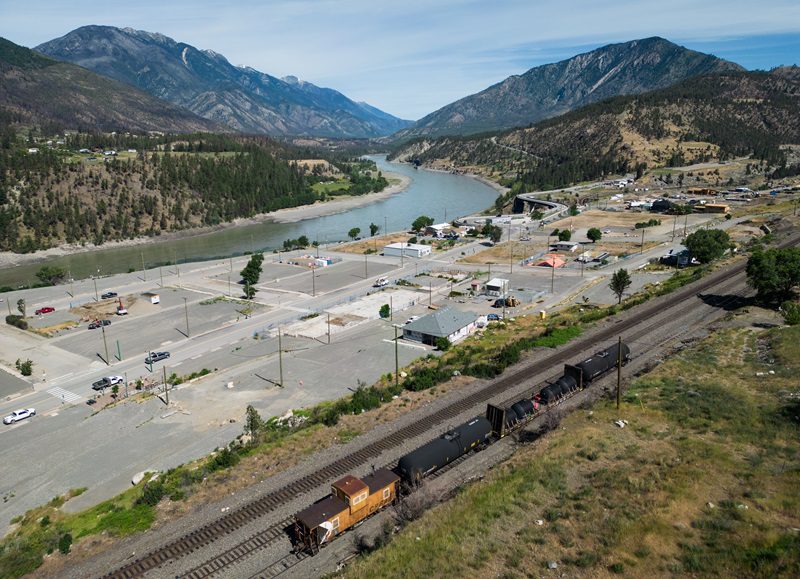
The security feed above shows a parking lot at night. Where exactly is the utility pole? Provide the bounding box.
[394,325,399,387]
[116,339,122,361]
[141,252,146,281]
[101,324,110,365]
[683,214,688,237]
[429,282,432,307]
[327,313,331,344]
[311,266,316,297]
[488,263,491,281]
[159,266,164,288]
[640,228,645,254]
[278,327,284,388]
[509,221,513,274]
[163,366,169,405]
[616,335,623,410]
[183,297,190,338]
[672,214,677,241]
[124,371,128,398]
[550,260,555,293]
[228,274,231,297]
[93,277,99,301]
[364,254,368,279]
[390,295,393,321]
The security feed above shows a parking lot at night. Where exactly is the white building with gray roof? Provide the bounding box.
[402,306,479,346]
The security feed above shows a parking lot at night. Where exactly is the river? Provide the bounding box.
[0,156,499,287]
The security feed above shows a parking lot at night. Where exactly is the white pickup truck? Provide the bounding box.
[373,276,389,287]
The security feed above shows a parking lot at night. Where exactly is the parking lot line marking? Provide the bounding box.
[191,354,202,360]
[211,347,221,352]
[172,362,182,367]
[382,339,427,351]
[161,340,173,346]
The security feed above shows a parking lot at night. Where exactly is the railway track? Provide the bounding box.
[102,234,797,579]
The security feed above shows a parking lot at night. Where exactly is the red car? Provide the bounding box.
[35,307,55,315]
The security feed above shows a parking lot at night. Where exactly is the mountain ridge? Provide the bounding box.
[395,37,745,140]
[35,25,412,138]
[0,37,224,134]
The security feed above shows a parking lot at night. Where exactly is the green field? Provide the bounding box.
[311,179,350,194]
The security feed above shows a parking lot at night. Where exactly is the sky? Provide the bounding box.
[2,0,799,120]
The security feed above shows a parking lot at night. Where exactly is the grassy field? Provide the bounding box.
[344,323,800,578]
[311,179,350,195]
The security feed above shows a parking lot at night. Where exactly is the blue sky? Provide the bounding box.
[2,0,799,120]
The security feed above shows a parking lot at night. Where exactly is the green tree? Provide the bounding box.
[35,265,66,286]
[244,283,257,300]
[587,227,602,243]
[558,229,572,242]
[369,222,379,237]
[609,268,632,304]
[240,253,264,286]
[297,235,309,247]
[489,225,503,243]
[379,304,390,319]
[746,247,800,302]
[111,384,119,398]
[348,227,361,240]
[411,215,434,232]
[568,203,579,216]
[435,337,451,351]
[17,298,25,317]
[15,358,33,376]
[685,229,730,264]
[244,404,264,439]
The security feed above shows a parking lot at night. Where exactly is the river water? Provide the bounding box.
[0,156,498,287]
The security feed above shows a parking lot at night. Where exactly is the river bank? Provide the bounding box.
[0,172,411,270]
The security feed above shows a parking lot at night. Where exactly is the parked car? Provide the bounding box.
[88,319,111,329]
[405,315,420,325]
[92,378,111,390]
[145,351,170,365]
[4,408,35,424]
[487,313,502,321]
[101,291,118,299]
[35,307,55,315]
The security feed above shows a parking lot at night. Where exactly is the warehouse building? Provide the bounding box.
[403,307,479,346]
[383,242,432,258]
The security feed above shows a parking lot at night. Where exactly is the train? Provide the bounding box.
[293,341,630,554]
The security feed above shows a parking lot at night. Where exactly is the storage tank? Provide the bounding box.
[449,416,493,453]
[397,437,461,483]
[576,342,631,383]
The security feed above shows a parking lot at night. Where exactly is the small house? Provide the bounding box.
[424,223,450,238]
[403,307,479,345]
[142,292,160,304]
[552,241,579,252]
[383,242,432,258]
[538,255,566,268]
[485,278,509,297]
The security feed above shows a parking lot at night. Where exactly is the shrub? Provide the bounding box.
[57,533,72,555]
[781,301,800,325]
[5,315,28,330]
[136,480,166,507]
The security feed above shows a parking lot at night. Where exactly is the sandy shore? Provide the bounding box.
[0,171,411,269]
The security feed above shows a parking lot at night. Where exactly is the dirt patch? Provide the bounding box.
[335,233,411,255]
[70,296,144,321]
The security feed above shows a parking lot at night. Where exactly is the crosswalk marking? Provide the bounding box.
[47,387,83,404]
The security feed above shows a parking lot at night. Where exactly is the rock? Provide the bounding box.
[226,381,235,389]
[535,519,544,526]
[707,502,715,509]
[132,470,159,486]
[548,561,558,570]
[769,370,775,375]
[400,371,408,379]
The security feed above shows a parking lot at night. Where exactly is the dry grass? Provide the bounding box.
[334,233,411,254]
[344,324,800,578]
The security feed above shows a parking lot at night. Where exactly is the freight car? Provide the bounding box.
[396,416,493,484]
[294,469,400,554]
[488,341,630,438]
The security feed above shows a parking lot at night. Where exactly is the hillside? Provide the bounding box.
[394,37,743,139]
[36,26,412,138]
[0,37,223,134]
[391,70,800,194]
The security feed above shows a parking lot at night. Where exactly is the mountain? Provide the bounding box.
[0,37,224,133]
[390,70,800,195]
[395,37,744,139]
[36,26,412,138]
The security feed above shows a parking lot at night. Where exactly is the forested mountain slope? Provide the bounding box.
[394,37,743,139]
[391,71,800,195]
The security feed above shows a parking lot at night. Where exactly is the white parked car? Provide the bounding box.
[4,408,35,425]
[405,315,421,325]
[108,375,124,385]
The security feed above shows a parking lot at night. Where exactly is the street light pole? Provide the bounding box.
[364,254,368,279]
[550,259,555,293]
[278,327,284,388]
[141,251,146,281]
[183,297,190,338]
[311,266,316,297]
[93,276,99,301]
[394,325,399,388]
[640,228,645,254]
[616,335,623,410]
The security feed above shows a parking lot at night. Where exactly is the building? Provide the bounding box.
[698,203,730,214]
[403,307,479,346]
[424,223,450,238]
[485,278,509,297]
[552,241,579,252]
[142,292,160,304]
[538,255,566,268]
[383,242,432,258]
